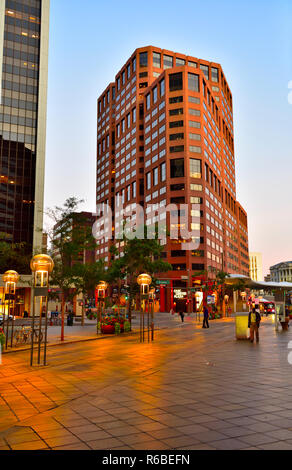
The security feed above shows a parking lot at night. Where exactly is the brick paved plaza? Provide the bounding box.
[1,315,292,451]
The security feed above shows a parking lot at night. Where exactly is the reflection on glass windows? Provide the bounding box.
[139,52,148,68]
[211,67,219,83]
[153,52,161,68]
[200,64,209,80]
[169,73,183,92]
[188,73,199,92]
[170,159,185,178]
[163,55,173,69]
[190,158,202,178]
[0,0,43,260]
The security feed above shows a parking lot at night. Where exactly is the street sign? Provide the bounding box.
[156,280,170,285]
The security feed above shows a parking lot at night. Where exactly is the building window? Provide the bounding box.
[188,73,199,92]
[146,172,151,190]
[153,86,158,104]
[127,185,131,201]
[153,52,161,68]
[112,87,116,100]
[153,167,158,186]
[190,158,202,178]
[164,55,173,69]
[170,145,184,153]
[132,57,136,73]
[189,120,201,128]
[176,57,185,66]
[140,52,148,68]
[189,133,201,141]
[190,145,201,154]
[169,72,183,92]
[161,162,166,182]
[200,64,209,80]
[170,133,184,141]
[122,71,125,85]
[127,113,130,128]
[116,123,120,138]
[146,93,151,110]
[121,119,125,133]
[132,181,136,198]
[171,184,185,191]
[156,83,163,104]
[117,77,120,91]
[170,108,183,116]
[132,107,136,123]
[188,61,197,68]
[170,96,183,104]
[169,120,183,128]
[211,67,219,83]
[127,64,131,79]
[189,109,200,116]
[170,159,184,178]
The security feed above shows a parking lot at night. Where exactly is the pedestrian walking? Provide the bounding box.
[248,307,261,343]
[179,311,185,323]
[203,305,210,329]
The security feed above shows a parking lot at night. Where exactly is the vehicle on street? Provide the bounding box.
[0,313,13,325]
[260,301,275,315]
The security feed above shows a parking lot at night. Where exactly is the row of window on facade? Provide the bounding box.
[116,182,137,204]
[142,51,219,83]
[146,159,201,191]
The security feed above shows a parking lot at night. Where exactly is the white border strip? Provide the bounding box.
[33,0,50,253]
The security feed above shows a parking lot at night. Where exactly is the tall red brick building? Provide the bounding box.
[96,46,249,311]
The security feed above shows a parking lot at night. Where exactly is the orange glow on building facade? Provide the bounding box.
[96,46,249,311]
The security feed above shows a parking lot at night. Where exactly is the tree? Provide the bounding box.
[0,233,31,274]
[73,259,106,326]
[46,198,99,340]
[215,270,230,315]
[107,227,172,324]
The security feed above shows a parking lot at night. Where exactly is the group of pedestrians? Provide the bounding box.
[176,303,262,343]
[176,306,210,329]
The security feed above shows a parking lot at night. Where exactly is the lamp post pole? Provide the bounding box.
[5,284,11,350]
[2,271,19,350]
[137,274,152,344]
[30,255,54,367]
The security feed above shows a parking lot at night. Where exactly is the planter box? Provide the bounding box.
[101,325,115,334]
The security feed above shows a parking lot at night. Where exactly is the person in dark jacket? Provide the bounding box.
[248,307,261,343]
[203,305,210,329]
[179,311,185,323]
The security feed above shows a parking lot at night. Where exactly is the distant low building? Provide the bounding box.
[264,274,271,282]
[270,261,292,283]
[249,252,263,282]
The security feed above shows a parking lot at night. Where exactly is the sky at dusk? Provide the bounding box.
[44,0,292,277]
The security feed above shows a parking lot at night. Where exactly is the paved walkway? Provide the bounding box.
[3,312,190,351]
[1,315,292,450]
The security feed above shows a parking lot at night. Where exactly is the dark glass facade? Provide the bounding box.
[0,0,42,261]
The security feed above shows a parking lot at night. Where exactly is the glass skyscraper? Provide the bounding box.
[0,0,50,272]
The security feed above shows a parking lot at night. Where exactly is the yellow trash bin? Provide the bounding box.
[235,313,249,340]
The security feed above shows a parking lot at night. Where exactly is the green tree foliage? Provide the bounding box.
[0,233,31,274]
[46,198,105,325]
[107,227,172,320]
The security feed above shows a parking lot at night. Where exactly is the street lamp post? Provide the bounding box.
[96,281,108,334]
[137,274,152,343]
[2,271,19,349]
[30,254,54,366]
